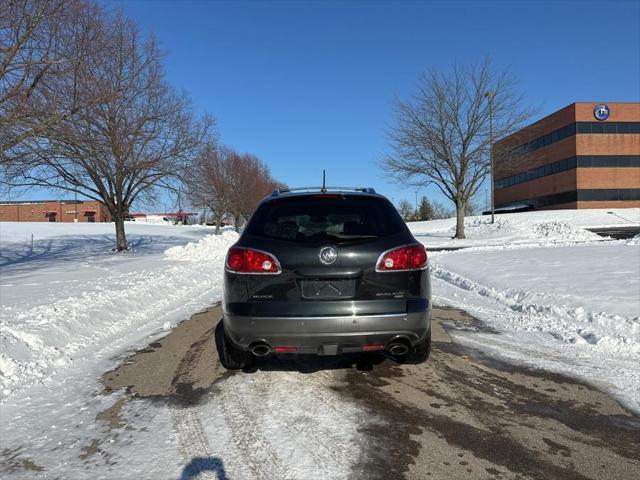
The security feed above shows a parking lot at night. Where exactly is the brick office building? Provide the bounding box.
[494,102,640,210]
[0,200,112,223]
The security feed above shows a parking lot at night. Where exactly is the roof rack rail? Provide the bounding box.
[271,186,377,196]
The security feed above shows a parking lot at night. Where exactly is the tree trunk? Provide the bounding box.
[114,213,128,251]
[454,198,466,239]
[215,216,221,235]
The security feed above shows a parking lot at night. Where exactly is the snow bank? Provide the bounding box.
[458,217,602,244]
[413,208,640,411]
[165,230,237,261]
[525,219,602,242]
[410,208,640,248]
[430,241,640,412]
[627,234,640,245]
[0,229,238,396]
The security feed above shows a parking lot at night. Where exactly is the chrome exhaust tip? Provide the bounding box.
[387,342,409,356]
[249,342,272,357]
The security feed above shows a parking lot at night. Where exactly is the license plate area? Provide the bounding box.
[300,279,356,299]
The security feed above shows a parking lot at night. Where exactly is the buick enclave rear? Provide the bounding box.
[220,188,432,369]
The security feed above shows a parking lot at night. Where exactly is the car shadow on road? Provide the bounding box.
[244,352,390,374]
[179,456,227,480]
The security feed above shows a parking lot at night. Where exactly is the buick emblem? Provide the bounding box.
[594,104,610,121]
[319,246,338,265]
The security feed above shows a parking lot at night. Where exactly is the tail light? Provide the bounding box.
[376,244,428,272]
[274,346,297,353]
[362,345,385,352]
[226,247,281,274]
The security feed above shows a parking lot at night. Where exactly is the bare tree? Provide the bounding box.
[431,201,454,220]
[3,7,212,250]
[396,199,414,221]
[187,146,283,233]
[186,142,232,234]
[382,58,533,238]
[227,151,281,231]
[465,198,481,216]
[0,0,102,161]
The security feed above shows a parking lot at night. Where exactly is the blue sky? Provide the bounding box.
[17,1,640,210]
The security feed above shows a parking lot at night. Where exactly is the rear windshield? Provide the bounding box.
[245,195,407,243]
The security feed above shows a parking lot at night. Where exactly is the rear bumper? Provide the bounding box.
[223,307,431,355]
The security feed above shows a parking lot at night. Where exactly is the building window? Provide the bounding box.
[495,155,640,190]
[577,189,640,201]
[505,122,640,159]
[497,189,640,209]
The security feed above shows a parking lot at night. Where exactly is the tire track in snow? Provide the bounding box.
[166,317,225,480]
[276,371,351,472]
[214,365,366,479]
[103,304,368,479]
[171,406,217,480]
[217,372,294,480]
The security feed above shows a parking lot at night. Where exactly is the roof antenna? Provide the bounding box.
[321,169,327,192]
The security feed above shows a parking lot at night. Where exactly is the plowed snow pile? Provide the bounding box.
[165,230,238,261]
[411,207,639,248]
[456,217,603,244]
[410,208,640,412]
[0,225,238,396]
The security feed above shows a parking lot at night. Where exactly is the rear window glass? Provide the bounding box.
[246,195,407,243]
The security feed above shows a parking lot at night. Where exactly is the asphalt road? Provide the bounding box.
[102,304,640,480]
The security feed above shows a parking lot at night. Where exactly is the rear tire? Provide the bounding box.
[216,322,253,370]
[401,329,431,364]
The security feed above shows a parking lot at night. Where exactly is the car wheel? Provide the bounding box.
[216,322,253,370]
[401,329,431,364]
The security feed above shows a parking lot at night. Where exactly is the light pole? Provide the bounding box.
[484,91,496,224]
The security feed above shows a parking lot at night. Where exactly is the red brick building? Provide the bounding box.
[494,102,640,210]
[0,200,112,223]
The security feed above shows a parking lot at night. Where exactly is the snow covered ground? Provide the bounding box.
[408,208,640,412]
[0,208,639,478]
[1,222,241,478]
[0,222,236,396]
[411,207,639,248]
[3,210,636,400]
